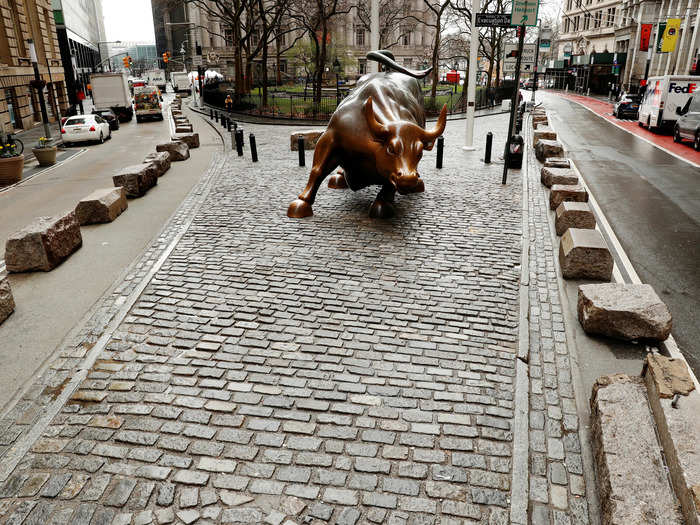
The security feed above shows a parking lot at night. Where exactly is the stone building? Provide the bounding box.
[151,0,436,82]
[0,0,68,133]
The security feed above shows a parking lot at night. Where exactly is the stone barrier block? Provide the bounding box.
[544,157,571,169]
[144,151,171,177]
[0,276,15,325]
[550,184,588,210]
[541,167,578,188]
[555,202,596,236]
[172,132,200,149]
[559,228,613,280]
[290,130,325,151]
[577,283,673,341]
[175,124,193,133]
[156,141,190,162]
[591,374,683,525]
[5,211,82,272]
[533,127,557,147]
[536,139,564,162]
[171,109,183,117]
[112,163,158,198]
[75,187,128,225]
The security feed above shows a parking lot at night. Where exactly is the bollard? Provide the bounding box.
[436,136,444,169]
[298,136,305,167]
[227,119,232,132]
[233,121,238,131]
[484,132,493,164]
[250,133,258,162]
[230,131,236,151]
[222,115,228,128]
[214,112,219,123]
[209,109,213,119]
[587,88,590,96]
[236,129,244,156]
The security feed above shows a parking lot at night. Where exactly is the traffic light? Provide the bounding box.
[163,52,169,64]
[122,56,130,68]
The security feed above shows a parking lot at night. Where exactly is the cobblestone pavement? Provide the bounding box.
[0,110,592,524]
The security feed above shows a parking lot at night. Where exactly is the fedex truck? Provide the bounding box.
[638,75,698,131]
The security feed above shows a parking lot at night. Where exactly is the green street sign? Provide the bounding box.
[511,0,539,26]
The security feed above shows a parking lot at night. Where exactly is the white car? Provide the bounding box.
[61,114,111,145]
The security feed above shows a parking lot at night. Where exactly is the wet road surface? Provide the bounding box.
[540,91,700,377]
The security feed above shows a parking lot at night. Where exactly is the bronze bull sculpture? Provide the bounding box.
[287,51,447,219]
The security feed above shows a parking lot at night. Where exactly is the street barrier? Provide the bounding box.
[298,137,305,167]
[484,132,493,164]
[436,136,444,169]
[250,134,258,163]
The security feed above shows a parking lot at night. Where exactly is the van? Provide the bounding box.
[638,75,698,131]
[673,91,700,150]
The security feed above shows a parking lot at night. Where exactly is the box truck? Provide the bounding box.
[134,86,163,122]
[638,75,698,131]
[146,69,167,90]
[90,72,133,122]
[171,72,191,93]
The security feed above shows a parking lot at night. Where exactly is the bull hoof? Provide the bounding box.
[287,199,313,218]
[369,198,395,219]
[328,173,348,189]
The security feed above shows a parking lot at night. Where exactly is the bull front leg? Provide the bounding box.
[287,131,339,218]
[369,183,397,219]
[328,169,348,189]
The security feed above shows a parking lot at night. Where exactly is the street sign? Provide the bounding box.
[475,13,512,27]
[503,42,536,71]
[192,55,203,66]
[511,0,539,26]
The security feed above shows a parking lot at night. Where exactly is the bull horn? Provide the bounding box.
[364,96,390,140]
[367,50,433,79]
[421,104,447,145]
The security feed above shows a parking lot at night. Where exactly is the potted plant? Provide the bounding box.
[0,141,24,186]
[32,136,57,167]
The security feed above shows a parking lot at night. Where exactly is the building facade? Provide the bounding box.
[556,0,699,93]
[151,0,436,82]
[0,0,68,133]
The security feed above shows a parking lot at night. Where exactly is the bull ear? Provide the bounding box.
[421,104,447,147]
[364,96,390,141]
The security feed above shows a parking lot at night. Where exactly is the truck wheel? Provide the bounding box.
[694,132,700,152]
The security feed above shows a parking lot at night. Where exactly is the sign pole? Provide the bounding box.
[502,25,526,185]
[463,0,481,150]
[531,20,541,103]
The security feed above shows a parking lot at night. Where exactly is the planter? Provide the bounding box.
[0,155,24,186]
[32,146,57,167]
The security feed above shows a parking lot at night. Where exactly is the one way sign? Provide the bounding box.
[511,0,539,26]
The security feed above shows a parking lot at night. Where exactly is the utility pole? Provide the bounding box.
[530,20,541,104]
[27,39,51,140]
[463,0,480,150]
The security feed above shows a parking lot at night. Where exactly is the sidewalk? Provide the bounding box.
[0,112,591,524]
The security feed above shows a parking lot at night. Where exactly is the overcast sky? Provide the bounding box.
[102,0,156,43]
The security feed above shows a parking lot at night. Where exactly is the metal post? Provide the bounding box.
[502,26,526,185]
[210,109,213,119]
[531,20,541,104]
[462,0,480,150]
[28,39,51,139]
[230,131,236,151]
[215,111,219,122]
[227,119,232,132]
[236,129,244,156]
[436,136,444,168]
[298,137,305,166]
[484,132,493,164]
[250,133,258,162]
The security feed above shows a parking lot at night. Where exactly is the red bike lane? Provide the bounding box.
[549,91,700,167]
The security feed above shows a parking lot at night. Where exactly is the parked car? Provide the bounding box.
[613,93,642,119]
[61,114,111,145]
[92,108,120,130]
[673,91,700,151]
[523,78,535,90]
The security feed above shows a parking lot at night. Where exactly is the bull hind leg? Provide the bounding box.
[288,132,338,218]
[369,183,397,219]
[328,169,348,189]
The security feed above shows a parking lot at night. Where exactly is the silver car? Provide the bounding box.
[673,92,700,151]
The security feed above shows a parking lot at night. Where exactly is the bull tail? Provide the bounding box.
[366,50,433,79]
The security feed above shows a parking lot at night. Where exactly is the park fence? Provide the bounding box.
[203,81,512,121]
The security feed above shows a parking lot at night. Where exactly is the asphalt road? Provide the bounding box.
[0,96,222,411]
[540,91,700,377]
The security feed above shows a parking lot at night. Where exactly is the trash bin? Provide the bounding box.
[506,135,524,169]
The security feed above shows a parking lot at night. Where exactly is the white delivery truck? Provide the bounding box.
[171,72,191,93]
[638,75,699,131]
[90,72,133,122]
[146,69,167,90]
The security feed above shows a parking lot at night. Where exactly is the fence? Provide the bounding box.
[203,81,513,121]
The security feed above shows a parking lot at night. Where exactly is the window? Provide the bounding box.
[224,27,234,46]
[606,7,616,26]
[403,58,412,68]
[8,0,26,57]
[277,30,286,47]
[584,13,591,30]
[401,27,411,46]
[565,19,570,33]
[359,59,367,74]
[594,11,602,28]
[355,27,365,46]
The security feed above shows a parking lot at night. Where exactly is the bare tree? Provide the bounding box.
[355,0,417,49]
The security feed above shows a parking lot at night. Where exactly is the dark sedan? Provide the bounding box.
[613,94,641,120]
[92,109,120,131]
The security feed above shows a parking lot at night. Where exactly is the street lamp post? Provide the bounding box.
[333,58,341,106]
[27,39,51,140]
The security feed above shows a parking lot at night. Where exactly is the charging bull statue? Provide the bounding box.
[287,50,447,219]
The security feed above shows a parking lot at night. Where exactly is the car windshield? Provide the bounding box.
[66,118,87,125]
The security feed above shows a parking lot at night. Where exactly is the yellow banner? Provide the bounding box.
[661,18,681,52]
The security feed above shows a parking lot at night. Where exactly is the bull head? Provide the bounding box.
[364,96,447,195]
